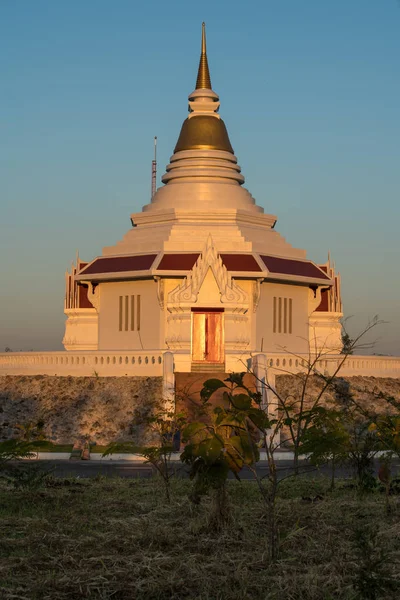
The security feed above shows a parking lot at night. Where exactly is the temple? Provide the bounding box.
[63,23,343,372]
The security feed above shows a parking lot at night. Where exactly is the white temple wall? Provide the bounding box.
[309,311,343,354]
[63,309,98,351]
[97,280,163,351]
[224,279,252,351]
[164,279,192,351]
[255,283,310,354]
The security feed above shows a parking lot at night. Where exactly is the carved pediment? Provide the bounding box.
[167,236,248,310]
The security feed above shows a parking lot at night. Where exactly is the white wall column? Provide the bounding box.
[252,353,280,447]
[252,353,268,410]
[162,351,175,414]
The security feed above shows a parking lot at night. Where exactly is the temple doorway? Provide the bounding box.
[191,309,224,365]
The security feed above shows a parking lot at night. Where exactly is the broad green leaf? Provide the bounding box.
[214,408,230,426]
[197,437,223,463]
[248,408,270,430]
[203,379,228,391]
[180,443,196,465]
[224,372,246,386]
[225,434,258,471]
[225,450,244,474]
[236,432,259,465]
[231,394,252,411]
[182,422,207,442]
[222,391,232,407]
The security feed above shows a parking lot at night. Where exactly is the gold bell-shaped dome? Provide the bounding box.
[173,23,234,155]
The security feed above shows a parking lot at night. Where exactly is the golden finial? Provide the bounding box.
[196,22,212,89]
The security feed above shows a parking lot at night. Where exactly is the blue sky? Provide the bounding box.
[1,0,399,354]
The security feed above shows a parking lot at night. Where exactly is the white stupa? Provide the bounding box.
[64,24,343,372]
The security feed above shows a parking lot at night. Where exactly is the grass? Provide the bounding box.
[36,444,73,453]
[0,474,399,599]
[90,445,133,454]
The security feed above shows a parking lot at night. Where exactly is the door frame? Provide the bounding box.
[191,308,225,364]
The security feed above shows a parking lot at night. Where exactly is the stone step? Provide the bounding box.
[191,362,226,372]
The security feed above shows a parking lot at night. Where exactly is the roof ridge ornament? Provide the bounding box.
[195,22,212,90]
[167,235,248,309]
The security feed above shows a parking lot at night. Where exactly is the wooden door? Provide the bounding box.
[192,311,224,363]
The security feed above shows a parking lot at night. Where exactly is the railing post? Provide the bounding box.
[162,352,175,414]
[252,353,268,410]
[252,354,280,447]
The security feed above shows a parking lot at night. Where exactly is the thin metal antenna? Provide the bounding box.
[151,136,157,200]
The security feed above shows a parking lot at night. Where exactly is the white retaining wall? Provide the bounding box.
[0,350,399,379]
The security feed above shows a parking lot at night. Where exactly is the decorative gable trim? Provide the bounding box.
[167,235,248,311]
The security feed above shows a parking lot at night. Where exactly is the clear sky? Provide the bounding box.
[1,0,399,355]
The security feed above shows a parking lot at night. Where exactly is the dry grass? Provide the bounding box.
[0,474,399,599]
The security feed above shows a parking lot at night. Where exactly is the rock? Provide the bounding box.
[0,375,163,444]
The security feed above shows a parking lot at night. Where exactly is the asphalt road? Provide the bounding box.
[23,458,400,481]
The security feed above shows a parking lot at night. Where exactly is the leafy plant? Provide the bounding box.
[0,438,54,489]
[300,406,350,489]
[352,525,398,599]
[0,439,52,466]
[341,332,354,355]
[256,316,383,474]
[370,413,400,457]
[104,402,186,502]
[3,463,54,490]
[15,419,46,442]
[181,375,266,528]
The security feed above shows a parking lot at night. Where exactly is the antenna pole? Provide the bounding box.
[151,136,157,200]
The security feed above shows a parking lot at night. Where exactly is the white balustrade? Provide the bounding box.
[0,351,164,377]
[0,350,399,378]
[250,353,400,379]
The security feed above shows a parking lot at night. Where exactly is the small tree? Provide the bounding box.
[344,415,380,491]
[0,439,48,466]
[301,404,381,492]
[368,393,400,462]
[15,419,46,442]
[341,332,354,355]
[369,410,400,513]
[0,438,54,489]
[104,402,186,503]
[181,374,290,559]
[255,316,383,474]
[181,375,264,529]
[300,406,350,489]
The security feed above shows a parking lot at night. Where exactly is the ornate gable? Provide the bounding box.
[167,236,248,311]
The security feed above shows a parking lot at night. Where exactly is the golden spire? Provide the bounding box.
[195,22,212,89]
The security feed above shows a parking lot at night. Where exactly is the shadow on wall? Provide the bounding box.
[275,375,400,417]
[0,375,163,445]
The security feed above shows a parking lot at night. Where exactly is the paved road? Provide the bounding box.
[23,458,400,481]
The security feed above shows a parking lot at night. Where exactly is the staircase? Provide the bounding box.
[191,362,226,373]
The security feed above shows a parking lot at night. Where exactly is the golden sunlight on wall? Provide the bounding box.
[256,284,309,353]
[98,280,162,350]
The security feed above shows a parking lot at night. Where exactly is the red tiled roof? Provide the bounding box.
[79,254,157,275]
[157,254,200,270]
[220,254,262,272]
[260,255,330,280]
